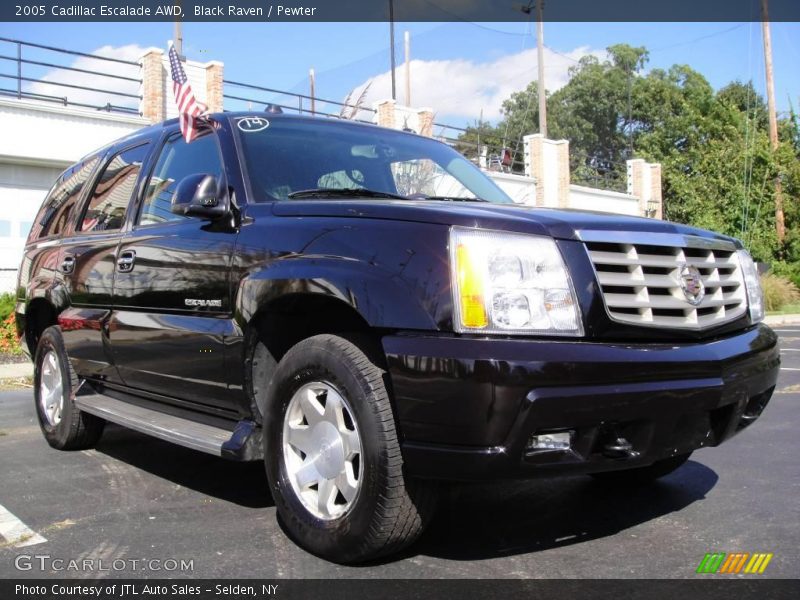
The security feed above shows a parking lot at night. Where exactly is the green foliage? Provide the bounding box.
[459,43,800,266]
[0,292,15,321]
[771,261,800,289]
[0,314,22,356]
[761,273,800,312]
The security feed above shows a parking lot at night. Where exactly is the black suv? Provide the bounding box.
[16,113,780,563]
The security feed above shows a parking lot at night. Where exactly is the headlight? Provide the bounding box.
[450,227,583,335]
[737,249,764,323]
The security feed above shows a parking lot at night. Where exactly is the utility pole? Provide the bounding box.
[761,0,785,246]
[536,1,547,137]
[404,30,411,106]
[519,2,548,137]
[389,0,397,101]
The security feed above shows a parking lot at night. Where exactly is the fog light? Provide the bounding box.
[527,431,573,452]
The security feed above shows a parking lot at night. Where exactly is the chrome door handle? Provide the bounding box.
[117,250,136,273]
[59,255,75,274]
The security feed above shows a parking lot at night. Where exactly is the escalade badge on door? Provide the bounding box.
[679,264,705,306]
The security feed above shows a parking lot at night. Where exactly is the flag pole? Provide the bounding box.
[173,1,183,58]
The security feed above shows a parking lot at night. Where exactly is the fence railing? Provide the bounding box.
[431,121,528,174]
[0,37,142,115]
[570,151,629,193]
[223,79,377,123]
[0,36,635,194]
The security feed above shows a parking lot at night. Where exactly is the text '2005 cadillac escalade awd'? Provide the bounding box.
[16,113,780,563]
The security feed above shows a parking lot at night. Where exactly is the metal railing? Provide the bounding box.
[223,79,377,123]
[0,37,142,115]
[570,150,629,193]
[432,121,528,174]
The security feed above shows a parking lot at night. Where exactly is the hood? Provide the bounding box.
[270,199,739,245]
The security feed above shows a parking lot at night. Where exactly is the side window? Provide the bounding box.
[29,156,100,240]
[139,133,224,226]
[80,144,148,233]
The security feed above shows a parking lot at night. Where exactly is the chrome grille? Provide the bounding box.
[582,232,747,329]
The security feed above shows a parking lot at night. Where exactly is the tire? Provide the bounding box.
[263,334,437,563]
[33,325,104,450]
[591,452,692,485]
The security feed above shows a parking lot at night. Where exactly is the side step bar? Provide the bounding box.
[74,394,254,458]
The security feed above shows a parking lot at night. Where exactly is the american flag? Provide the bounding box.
[168,42,207,143]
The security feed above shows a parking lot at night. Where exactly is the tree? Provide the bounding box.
[457,43,799,265]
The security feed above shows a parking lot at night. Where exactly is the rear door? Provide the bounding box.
[58,143,149,382]
[110,129,239,413]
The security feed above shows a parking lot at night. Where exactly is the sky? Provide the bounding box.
[1,20,798,127]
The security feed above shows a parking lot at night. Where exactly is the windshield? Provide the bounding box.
[234,116,513,204]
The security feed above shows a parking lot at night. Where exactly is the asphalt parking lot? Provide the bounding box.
[1,327,798,579]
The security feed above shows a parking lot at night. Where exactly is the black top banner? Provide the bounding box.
[3,0,800,23]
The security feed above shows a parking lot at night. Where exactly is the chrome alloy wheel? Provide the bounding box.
[282,381,363,520]
[39,350,64,426]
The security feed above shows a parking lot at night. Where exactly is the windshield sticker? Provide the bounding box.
[237,117,270,132]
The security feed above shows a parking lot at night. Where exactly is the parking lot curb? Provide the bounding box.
[0,361,33,379]
[764,314,800,326]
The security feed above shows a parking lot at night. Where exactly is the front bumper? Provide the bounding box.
[383,324,780,481]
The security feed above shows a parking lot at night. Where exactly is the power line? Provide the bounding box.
[650,23,747,53]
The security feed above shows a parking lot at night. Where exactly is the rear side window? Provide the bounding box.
[80,144,148,233]
[29,156,100,240]
[139,133,223,226]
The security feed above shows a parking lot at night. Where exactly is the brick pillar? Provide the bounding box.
[139,48,165,123]
[375,99,396,129]
[556,139,570,208]
[524,134,544,206]
[204,61,224,113]
[649,163,663,219]
[627,159,647,216]
[524,134,569,208]
[416,108,434,137]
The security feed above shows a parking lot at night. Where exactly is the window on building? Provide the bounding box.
[80,144,148,233]
[18,221,32,238]
[139,133,224,226]
[0,220,10,237]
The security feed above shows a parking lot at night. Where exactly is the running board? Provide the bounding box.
[74,394,262,460]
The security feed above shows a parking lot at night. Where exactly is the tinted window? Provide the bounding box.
[139,133,223,226]
[80,144,148,233]
[29,156,100,240]
[235,117,512,204]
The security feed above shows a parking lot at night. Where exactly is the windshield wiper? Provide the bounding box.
[418,195,490,203]
[287,188,406,200]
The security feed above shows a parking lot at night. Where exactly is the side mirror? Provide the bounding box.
[171,173,230,220]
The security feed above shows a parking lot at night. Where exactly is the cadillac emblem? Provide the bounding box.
[679,264,705,306]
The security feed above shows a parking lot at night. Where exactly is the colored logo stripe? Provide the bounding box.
[696,552,773,574]
[745,553,773,574]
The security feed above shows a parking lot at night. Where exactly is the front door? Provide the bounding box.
[58,143,148,382]
[110,130,239,414]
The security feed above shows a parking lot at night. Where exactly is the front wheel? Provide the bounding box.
[33,325,104,450]
[263,334,437,563]
[591,452,692,485]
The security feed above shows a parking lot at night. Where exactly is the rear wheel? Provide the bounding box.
[33,326,104,450]
[263,334,437,563]
[591,452,692,485]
